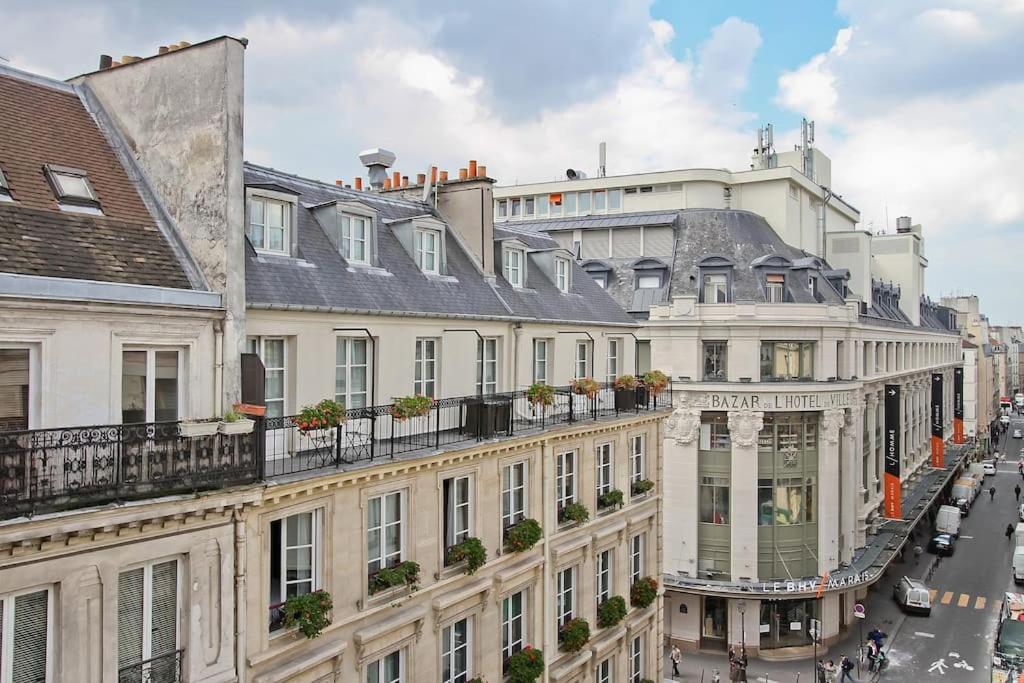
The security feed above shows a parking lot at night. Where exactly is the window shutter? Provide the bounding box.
[118,568,145,668]
[12,590,49,683]
[151,560,178,657]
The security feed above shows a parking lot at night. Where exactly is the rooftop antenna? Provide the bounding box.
[598,141,607,178]
[800,118,815,180]
[753,123,776,170]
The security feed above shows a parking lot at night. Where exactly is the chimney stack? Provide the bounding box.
[354,177,363,191]
[358,148,397,191]
[439,170,449,182]
[458,168,468,180]
[416,173,426,185]
[896,216,912,233]
[99,54,113,70]
[477,165,487,178]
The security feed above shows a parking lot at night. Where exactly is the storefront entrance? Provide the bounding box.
[702,597,728,649]
[759,598,820,650]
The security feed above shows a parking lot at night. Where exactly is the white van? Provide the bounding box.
[952,479,976,505]
[1015,523,1024,548]
[935,505,962,537]
[968,463,987,480]
[1013,549,1024,584]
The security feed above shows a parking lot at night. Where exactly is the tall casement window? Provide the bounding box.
[765,273,786,302]
[699,476,731,524]
[596,443,614,497]
[505,248,524,287]
[247,337,286,418]
[555,257,570,293]
[629,634,644,683]
[269,510,321,632]
[414,228,441,274]
[556,450,577,514]
[630,434,647,487]
[443,475,473,565]
[501,461,527,530]
[368,491,405,582]
[414,339,437,397]
[596,657,614,683]
[630,533,645,583]
[575,341,590,378]
[607,339,620,383]
[596,549,613,606]
[760,341,814,381]
[702,273,728,303]
[0,587,51,683]
[341,214,370,264]
[248,196,290,254]
[336,338,369,409]
[118,560,179,681]
[533,339,549,384]
[366,650,403,683]
[703,341,727,381]
[121,349,181,423]
[502,591,525,670]
[0,348,31,431]
[556,566,575,629]
[441,617,472,683]
[476,338,498,395]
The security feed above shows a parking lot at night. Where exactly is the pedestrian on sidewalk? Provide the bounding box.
[669,644,682,679]
[1016,483,1021,501]
[1017,459,1023,476]
[839,654,857,682]
[991,485,997,500]
[825,659,839,683]
[1008,523,1015,541]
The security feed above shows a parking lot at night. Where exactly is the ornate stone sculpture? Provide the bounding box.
[666,407,701,445]
[727,410,763,448]
[821,408,844,445]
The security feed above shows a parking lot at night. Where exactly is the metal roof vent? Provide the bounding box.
[359,148,397,191]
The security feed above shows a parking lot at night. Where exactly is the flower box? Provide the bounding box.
[179,420,220,438]
[218,418,255,435]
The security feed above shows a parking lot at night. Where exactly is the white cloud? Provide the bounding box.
[694,17,762,106]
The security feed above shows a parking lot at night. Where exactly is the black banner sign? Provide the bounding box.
[954,367,964,444]
[884,384,901,518]
[931,373,944,467]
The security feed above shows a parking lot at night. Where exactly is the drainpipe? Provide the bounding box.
[820,185,833,261]
[234,508,248,683]
[541,439,553,682]
[214,321,224,417]
[513,323,523,390]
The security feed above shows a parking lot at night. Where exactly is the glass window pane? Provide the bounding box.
[154,351,179,422]
[564,193,577,214]
[0,349,30,431]
[251,199,265,225]
[288,512,313,545]
[578,192,591,212]
[609,189,622,209]
[121,350,147,424]
[55,173,91,198]
[267,201,285,228]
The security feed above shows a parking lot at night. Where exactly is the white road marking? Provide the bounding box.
[915,631,936,638]
[949,652,960,658]
[953,660,975,671]
[929,659,948,674]
[959,535,974,539]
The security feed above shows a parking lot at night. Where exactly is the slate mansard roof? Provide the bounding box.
[0,67,195,291]
[243,163,635,326]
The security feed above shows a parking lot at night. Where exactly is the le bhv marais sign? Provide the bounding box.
[757,570,877,595]
[703,391,852,411]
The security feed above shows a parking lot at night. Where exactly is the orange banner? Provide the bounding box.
[953,418,964,444]
[884,472,901,518]
[931,435,944,468]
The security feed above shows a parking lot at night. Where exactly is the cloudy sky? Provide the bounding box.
[3,1,1023,323]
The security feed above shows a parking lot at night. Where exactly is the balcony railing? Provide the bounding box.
[263,383,672,478]
[118,649,183,683]
[0,421,259,519]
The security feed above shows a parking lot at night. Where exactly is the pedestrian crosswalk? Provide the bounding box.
[929,589,997,611]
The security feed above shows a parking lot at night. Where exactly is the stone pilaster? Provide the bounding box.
[819,408,843,574]
[728,410,763,581]
[840,402,860,562]
[665,405,702,576]
[867,392,881,502]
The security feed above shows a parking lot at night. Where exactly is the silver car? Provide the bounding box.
[893,576,932,615]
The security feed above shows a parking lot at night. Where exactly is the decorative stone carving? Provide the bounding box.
[727,410,763,448]
[821,408,844,445]
[666,407,702,445]
[844,405,857,431]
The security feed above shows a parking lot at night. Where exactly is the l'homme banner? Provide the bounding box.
[953,367,965,444]
[884,384,901,518]
[931,373,944,468]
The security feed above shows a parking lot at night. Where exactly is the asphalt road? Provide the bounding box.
[880,414,1023,682]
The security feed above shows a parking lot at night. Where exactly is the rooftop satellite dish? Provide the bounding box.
[566,168,588,180]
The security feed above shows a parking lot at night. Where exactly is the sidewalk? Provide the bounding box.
[664,551,938,683]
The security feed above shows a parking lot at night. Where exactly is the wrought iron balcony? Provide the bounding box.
[118,649,183,683]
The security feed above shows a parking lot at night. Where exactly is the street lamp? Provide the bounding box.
[737,600,746,652]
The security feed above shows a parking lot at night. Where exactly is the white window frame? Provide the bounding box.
[414,338,438,398]
[366,649,404,683]
[607,338,620,383]
[501,461,528,530]
[596,549,613,606]
[118,558,181,676]
[444,474,474,553]
[556,450,577,513]
[555,257,570,293]
[575,341,591,379]
[341,213,370,264]
[630,533,645,584]
[248,336,287,419]
[270,509,322,632]
[121,347,184,423]
[608,189,622,211]
[630,634,644,683]
[556,565,576,628]
[533,339,549,385]
[593,190,607,212]
[440,617,473,683]
[476,338,498,395]
[631,434,646,485]
[336,337,369,409]
[637,273,661,289]
[0,344,38,431]
[505,247,525,288]
[248,195,291,255]
[703,273,729,303]
[502,590,526,664]
[765,273,785,303]
[367,491,406,577]
[495,199,508,219]
[596,443,613,497]
[0,586,53,683]
[414,228,441,274]
[597,657,614,683]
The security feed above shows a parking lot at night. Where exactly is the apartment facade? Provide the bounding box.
[943,295,1002,449]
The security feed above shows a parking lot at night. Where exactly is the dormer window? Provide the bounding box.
[341,214,369,263]
[765,274,785,303]
[414,227,441,274]
[637,274,661,289]
[555,257,570,293]
[505,247,525,287]
[249,196,290,254]
[495,199,508,219]
[697,255,735,304]
[702,274,728,303]
[45,164,102,214]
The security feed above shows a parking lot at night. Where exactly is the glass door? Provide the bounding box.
[702,597,728,647]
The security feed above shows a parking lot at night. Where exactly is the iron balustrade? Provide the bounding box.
[117,649,183,683]
[0,421,259,519]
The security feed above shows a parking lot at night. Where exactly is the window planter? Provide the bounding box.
[179,419,220,438]
[631,479,655,497]
[613,375,638,411]
[507,645,545,682]
[526,383,555,412]
[218,411,255,435]
[570,377,600,399]
[630,576,658,609]
[597,489,624,511]
[558,618,591,653]
[391,395,432,421]
[446,536,487,575]
[281,589,333,639]
[504,518,543,553]
[558,502,590,526]
[641,370,669,397]
[295,399,346,432]
[369,560,421,596]
[596,596,627,628]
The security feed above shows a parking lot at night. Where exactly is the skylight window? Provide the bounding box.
[44,164,102,214]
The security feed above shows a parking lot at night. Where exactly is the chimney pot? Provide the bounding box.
[468,160,478,177]
[158,46,168,55]
[401,176,409,188]
[416,173,426,185]
[99,54,112,70]
[354,177,363,191]
[477,165,487,178]
[111,60,122,67]
[345,184,352,189]
[459,168,468,180]
[392,171,401,188]
[335,179,343,186]
[383,178,392,190]
[440,170,449,182]
[430,166,438,185]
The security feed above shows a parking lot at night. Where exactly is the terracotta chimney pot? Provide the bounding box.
[478,165,487,178]
[468,160,478,177]
[430,166,438,184]
[392,171,401,187]
[416,173,426,185]
[384,178,392,190]
[440,170,449,182]
[335,179,343,186]
[401,175,409,188]
[459,168,468,180]
[355,177,363,191]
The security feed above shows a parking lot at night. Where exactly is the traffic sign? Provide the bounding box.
[853,603,866,619]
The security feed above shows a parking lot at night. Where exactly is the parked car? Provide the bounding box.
[1014,429,1022,439]
[894,576,932,615]
[1019,503,1024,522]
[928,533,956,556]
[957,498,970,517]
[985,461,998,476]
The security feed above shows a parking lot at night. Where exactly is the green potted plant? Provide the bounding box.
[596,595,627,628]
[369,560,421,595]
[597,488,624,511]
[631,479,655,497]
[281,589,332,638]
[642,370,669,398]
[570,377,601,399]
[507,645,544,682]
[558,502,590,526]
[294,399,346,433]
[218,409,255,435]
[630,576,658,609]
[179,417,221,438]
[613,374,638,412]
[447,536,487,574]
[558,618,591,653]
[526,383,555,412]
[504,518,543,553]
[391,395,433,420]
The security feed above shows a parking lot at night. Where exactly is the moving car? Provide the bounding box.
[985,461,998,476]
[928,533,955,556]
[1015,429,1023,439]
[894,576,932,615]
